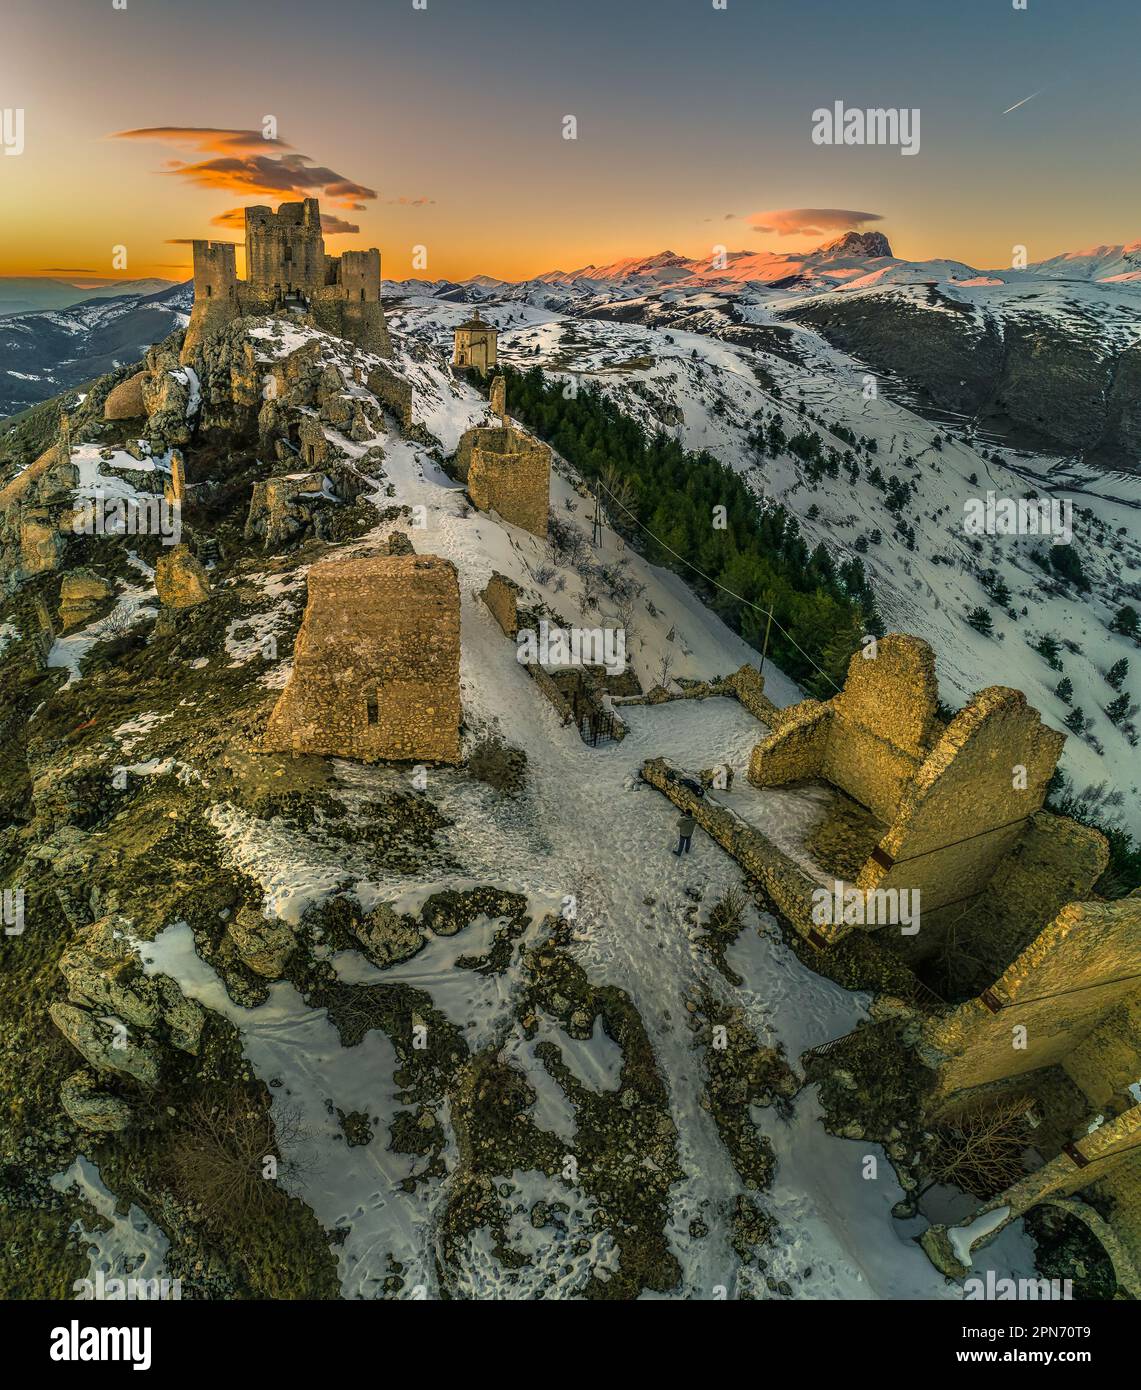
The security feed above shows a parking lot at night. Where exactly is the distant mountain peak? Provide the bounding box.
[816,230,893,260]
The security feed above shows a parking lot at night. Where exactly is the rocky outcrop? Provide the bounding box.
[350,902,424,968]
[155,544,211,609]
[49,1002,163,1088]
[58,569,112,630]
[103,371,148,420]
[227,908,297,978]
[60,1069,133,1133]
[57,915,205,1056]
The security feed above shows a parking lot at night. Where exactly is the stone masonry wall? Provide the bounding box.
[464,425,550,538]
[264,554,460,763]
[481,572,520,638]
[920,895,1141,1101]
[860,687,1065,922]
[748,635,936,823]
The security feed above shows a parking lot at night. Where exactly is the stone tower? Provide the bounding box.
[183,241,240,357]
[263,554,462,764]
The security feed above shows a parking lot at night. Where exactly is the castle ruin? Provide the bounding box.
[183,198,392,363]
[264,553,461,764]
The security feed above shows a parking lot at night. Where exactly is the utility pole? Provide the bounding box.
[591,486,603,549]
[758,604,774,677]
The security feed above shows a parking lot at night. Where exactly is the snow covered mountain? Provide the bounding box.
[0,276,176,318]
[387,233,1141,469]
[390,285,1141,839]
[0,281,192,418]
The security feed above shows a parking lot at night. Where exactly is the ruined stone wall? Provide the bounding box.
[861,687,1065,921]
[820,636,937,821]
[1093,1151,1141,1280]
[921,896,1141,1101]
[264,554,461,764]
[309,298,392,358]
[643,756,835,943]
[747,635,936,822]
[921,1107,1141,1286]
[464,425,550,538]
[726,664,786,729]
[747,701,830,788]
[482,572,520,637]
[297,415,330,468]
[943,813,1109,983]
[1063,992,1141,1114]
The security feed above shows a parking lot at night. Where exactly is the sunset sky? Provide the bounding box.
[2,0,1139,284]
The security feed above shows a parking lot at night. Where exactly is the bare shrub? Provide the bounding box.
[923,1099,1032,1199]
[171,1090,307,1230]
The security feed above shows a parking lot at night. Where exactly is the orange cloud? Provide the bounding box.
[749,208,884,237]
[112,127,376,210]
[112,126,287,151]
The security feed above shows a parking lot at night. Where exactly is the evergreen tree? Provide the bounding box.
[1107,658,1129,691]
[1111,605,1139,638]
[1064,707,1087,734]
[966,606,993,635]
[1034,635,1063,671]
[1055,677,1073,704]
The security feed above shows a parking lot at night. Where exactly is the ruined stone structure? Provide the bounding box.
[921,894,1141,1108]
[455,379,550,539]
[264,554,461,764]
[481,571,521,637]
[916,895,1141,1293]
[747,635,1065,945]
[183,198,392,362]
[453,308,498,374]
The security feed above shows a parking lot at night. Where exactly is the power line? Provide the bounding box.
[594,477,846,693]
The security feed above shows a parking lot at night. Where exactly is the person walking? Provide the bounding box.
[673,809,696,855]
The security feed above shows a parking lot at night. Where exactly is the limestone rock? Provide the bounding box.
[228,908,297,978]
[58,915,204,1055]
[351,903,423,968]
[60,1069,133,1133]
[58,569,112,630]
[155,544,211,609]
[103,372,148,420]
[141,350,192,450]
[50,1002,162,1088]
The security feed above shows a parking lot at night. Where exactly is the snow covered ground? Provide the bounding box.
[124,331,1041,1299]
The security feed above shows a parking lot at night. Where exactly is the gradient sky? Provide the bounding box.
[2,0,1139,283]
